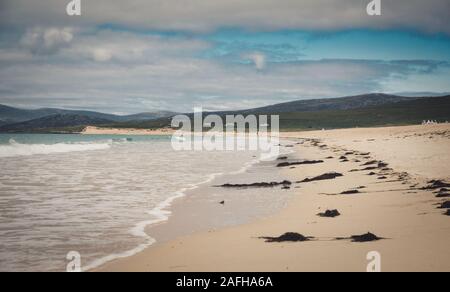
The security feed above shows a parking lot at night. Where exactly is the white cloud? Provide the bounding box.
[2,28,444,114]
[243,52,266,70]
[92,48,112,62]
[64,30,209,63]
[1,0,450,34]
[1,1,449,114]
[16,28,210,64]
[21,27,73,55]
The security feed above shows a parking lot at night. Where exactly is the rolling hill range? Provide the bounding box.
[0,94,449,133]
[0,114,114,133]
[278,95,450,130]
[101,95,450,131]
[231,93,419,114]
[0,104,177,125]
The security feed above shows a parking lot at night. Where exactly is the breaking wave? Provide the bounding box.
[0,139,111,158]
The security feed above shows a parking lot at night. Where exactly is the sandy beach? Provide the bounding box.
[81,126,175,135]
[97,124,450,272]
[2,0,450,274]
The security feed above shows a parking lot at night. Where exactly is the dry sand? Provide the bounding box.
[81,126,174,135]
[97,124,450,272]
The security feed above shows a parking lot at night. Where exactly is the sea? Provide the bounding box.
[0,133,280,271]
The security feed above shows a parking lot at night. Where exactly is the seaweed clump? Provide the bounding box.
[317,209,341,218]
[261,232,313,243]
[298,172,343,183]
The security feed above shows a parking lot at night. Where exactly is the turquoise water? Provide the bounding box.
[0,133,170,145]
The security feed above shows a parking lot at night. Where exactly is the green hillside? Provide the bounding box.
[1,95,449,133]
[105,95,450,131]
[277,95,450,130]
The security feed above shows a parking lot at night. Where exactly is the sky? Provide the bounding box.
[0,0,450,114]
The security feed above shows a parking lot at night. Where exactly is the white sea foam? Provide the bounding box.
[83,171,226,271]
[83,143,293,271]
[0,136,266,272]
[0,139,111,158]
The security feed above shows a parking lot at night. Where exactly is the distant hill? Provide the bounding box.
[1,94,449,133]
[278,95,450,130]
[0,104,38,124]
[0,114,113,133]
[102,116,175,130]
[123,111,179,121]
[0,94,417,125]
[236,93,419,114]
[100,95,450,131]
[0,104,177,125]
[0,104,117,124]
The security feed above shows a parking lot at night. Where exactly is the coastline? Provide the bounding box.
[81,126,175,135]
[96,124,450,272]
[82,172,223,271]
[87,142,294,272]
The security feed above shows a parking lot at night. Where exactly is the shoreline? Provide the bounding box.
[88,144,293,272]
[83,172,223,271]
[80,126,175,135]
[96,124,450,272]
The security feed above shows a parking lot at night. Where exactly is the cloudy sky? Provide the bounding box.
[0,0,450,114]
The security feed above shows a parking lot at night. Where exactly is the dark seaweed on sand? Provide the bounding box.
[276,160,324,168]
[340,190,360,195]
[377,162,389,168]
[336,232,383,242]
[361,160,378,166]
[352,162,388,172]
[277,156,288,160]
[436,188,449,192]
[437,201,450,209]
[436,191,450,198]
[422,180,450,190]
[350,232,383,242]
[218,180,292,188]
[317,209,341,218]
[261,232,314,242]
[298,172,343,183]
[361,166,378,171]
